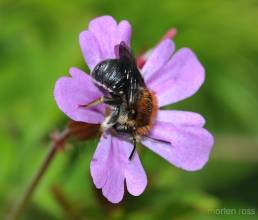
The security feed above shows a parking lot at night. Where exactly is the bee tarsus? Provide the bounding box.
[129,137,137,160]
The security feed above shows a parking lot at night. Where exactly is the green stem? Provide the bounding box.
[6,128,70,220]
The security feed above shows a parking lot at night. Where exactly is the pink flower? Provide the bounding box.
[54,16,214,203]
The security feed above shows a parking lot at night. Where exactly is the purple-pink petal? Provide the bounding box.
[142,39,175,83]
[157,110,206,127]
[91,134,125,203]
[90,134,147,203]
[124,146,147,196]
[90,134,112,188]
[141,110,213,171]
[115,20,132,47]
[88,16,117,59]
[102,160,125,203]
[147,48,205,107]
[54,67,104,123]
[79,31,102,71]
[79,16,132,71]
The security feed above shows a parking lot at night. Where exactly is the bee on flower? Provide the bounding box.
[54,16,214,203]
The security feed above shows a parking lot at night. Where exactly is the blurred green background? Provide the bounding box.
[1,0,258,219]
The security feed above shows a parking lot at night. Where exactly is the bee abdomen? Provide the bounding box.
[91,59,127,94]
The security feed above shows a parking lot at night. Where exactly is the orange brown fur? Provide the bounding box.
[135,88,158,136]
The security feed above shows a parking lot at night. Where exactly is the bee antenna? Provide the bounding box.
[144,135,171,145]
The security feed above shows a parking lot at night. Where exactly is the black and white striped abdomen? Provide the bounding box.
[91,59,127,94]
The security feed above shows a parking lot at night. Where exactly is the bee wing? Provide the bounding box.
[118,42,145,111]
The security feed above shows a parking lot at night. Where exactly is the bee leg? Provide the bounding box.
[129,136,136,160]
[80,95,122,109]
[79,97,104,108]
[101,107,120,130]
[103,95,122,106]
[107,107,120,124]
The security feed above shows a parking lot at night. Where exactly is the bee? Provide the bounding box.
[82,42,157,160]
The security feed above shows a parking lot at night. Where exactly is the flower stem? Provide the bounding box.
[6,128,70,220]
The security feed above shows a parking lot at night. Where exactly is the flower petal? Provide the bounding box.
[90,134,112,188]
[79,16,132,71]
[157,110,206,127]
[54,67,104,123]
[142,39,175,82]
[91,134,124,203]
[147,48,205,107]
[79,31,102,71]
[90,134,147,203]
[115,20,132,47]
[102,142,125,204]
[141,121,213,171]
[123,141,147,196]
[88,15,117,60]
